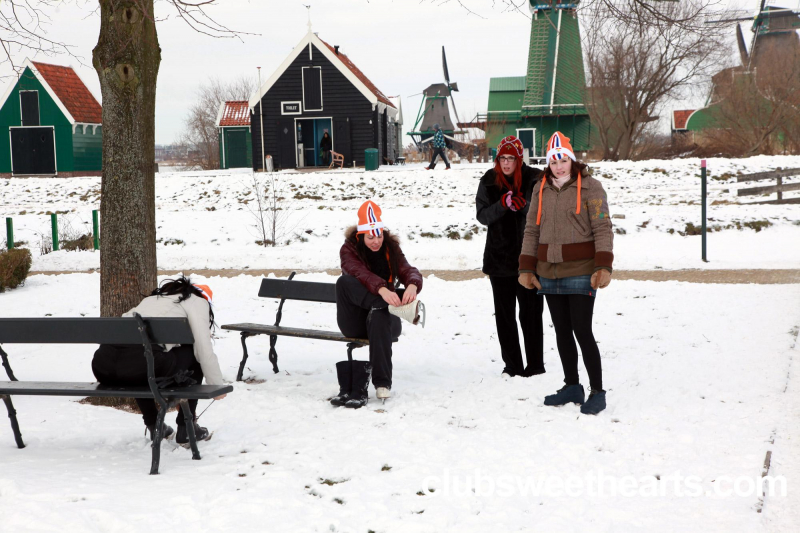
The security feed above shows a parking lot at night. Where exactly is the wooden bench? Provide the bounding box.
[737,167,800,205]
[222,272,380,382]
[329,151,344,169]
[0,315,233,475]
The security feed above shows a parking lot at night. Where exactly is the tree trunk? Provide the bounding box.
[93,1,160,317]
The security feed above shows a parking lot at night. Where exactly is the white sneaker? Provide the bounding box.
[376,387,391,400]
[388,300,426,327]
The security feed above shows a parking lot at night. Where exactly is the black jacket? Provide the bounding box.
[320,135,332,151]
[476,163,542,276]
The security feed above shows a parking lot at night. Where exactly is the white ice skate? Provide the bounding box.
[388,300,426,327]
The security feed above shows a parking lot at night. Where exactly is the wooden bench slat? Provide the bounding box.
[0,382,232,399]
[258,279,337,303]
[0,318,194,345]
[222,323,368,345]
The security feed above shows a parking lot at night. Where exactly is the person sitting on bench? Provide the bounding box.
[334,200,426,408]
[91,277,226,444]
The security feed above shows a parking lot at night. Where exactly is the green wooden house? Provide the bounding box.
[217,100,252,169]
[485,1,591,157]
[0,59,102,177]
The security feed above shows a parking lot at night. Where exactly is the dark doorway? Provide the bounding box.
[11,127,56,175]
[277,117,295,169]
[334,119,351,167]
[20,91,40,127]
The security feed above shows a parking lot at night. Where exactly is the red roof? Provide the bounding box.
[219,101,250,126]
[318,39,395,108]
[673,109,695,130]
[32,61,102,124]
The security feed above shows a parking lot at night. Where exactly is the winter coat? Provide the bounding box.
[519,174,614,279]
[320,135,332,151]
[476,163,542,277]
[122,294,224,385]
[432,129,446,149]
[340,228,424,296]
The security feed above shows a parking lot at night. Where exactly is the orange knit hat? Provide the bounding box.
[194,284,213,303]
[537,131,581,225]
[356,200,384,237]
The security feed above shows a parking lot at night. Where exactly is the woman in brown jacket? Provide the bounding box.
[518,132,613,415]
[333,200,425,408]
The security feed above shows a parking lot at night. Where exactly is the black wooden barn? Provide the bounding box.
[249,29,399,170]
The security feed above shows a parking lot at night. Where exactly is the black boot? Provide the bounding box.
[145,423,174,442]
[330,361,352,407]
[176,419,212,447]
[543,384,585,406]
[344,361,372,409]
[580,389,607,415]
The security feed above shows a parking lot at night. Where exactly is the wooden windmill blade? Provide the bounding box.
[736,24,749,67]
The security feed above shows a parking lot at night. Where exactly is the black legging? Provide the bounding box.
[489,275,544,376]
[92,343,203,427]
[545,294,603,391]
[335,275,402,389]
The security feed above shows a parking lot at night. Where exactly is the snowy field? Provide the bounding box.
[1,157,799,531]
[1,156,799,273]
[0,272,798,532]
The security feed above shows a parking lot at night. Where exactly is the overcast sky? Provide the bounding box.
[0,0,797,144]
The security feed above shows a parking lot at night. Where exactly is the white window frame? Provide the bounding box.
[516,127,537,158]
[301,67,323,112]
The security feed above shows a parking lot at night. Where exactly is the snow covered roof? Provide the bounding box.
[217,100,250,127]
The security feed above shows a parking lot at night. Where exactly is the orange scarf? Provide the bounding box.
[536,172,581,225]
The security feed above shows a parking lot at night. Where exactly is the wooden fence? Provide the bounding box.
[737,168,800,204]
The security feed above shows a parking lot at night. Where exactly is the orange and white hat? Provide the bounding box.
[356,200,384,237]
[194,284,213,303]
[546,132,576,163]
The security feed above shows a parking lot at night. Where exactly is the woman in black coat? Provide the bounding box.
[320,132,333,165]
[476,135,544,378]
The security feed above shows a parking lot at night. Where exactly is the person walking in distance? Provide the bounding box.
[425,123,451,170]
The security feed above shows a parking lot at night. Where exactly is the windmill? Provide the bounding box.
[706,1,800,70]
[407,47,464,147]
[703,2,800,104]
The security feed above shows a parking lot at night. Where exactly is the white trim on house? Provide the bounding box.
[72,122,102,134]
[248,32,394,114]
[215,101,226,127]
[21,59,76,124]
[301,67,323,112]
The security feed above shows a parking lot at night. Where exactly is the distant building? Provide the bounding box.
[217,101,252,169]
[249,26,398,169]
[0,59,102,177]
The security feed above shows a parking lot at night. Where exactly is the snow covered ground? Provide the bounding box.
[1,156,799,273]
[1,157,799,531]
[0,273,798,532]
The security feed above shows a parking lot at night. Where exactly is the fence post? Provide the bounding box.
[5,217,12,250]
[51,213,59,251]
[701,159,708,263]
[92,209,100,250]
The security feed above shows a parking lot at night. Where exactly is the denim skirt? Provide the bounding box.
[538,274,595,297]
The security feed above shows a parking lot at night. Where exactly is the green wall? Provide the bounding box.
[73,124,103,171]
[486,114,591,156]
[0,66,75,173]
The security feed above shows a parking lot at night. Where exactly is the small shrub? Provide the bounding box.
[420,232,440,239]
[447,231,461,240]
[0,248,33,292]
[743,220,772,232]
[61,233,93,251]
